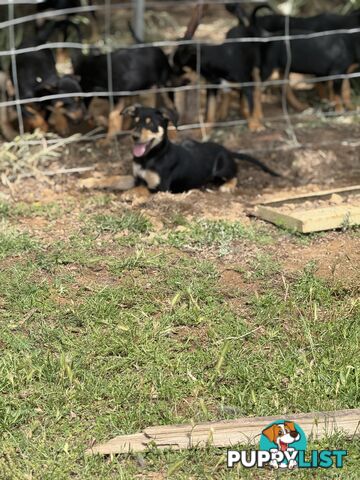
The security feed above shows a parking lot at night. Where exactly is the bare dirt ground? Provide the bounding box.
[1,118,359,289]
[1,5,359,477]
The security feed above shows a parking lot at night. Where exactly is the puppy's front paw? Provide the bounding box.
[97,137,112,147]
[248,119,265,133]
[122,186,151,204]
[219,178,237,193]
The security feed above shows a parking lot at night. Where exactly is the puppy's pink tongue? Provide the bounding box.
[280,441,287,452]
[133,143,147,157]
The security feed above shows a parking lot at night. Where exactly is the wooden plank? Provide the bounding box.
[254,185,360,233]
[86,408,360,455]
[255,204,360,233]
[258,185,360,207]
[297,205,360,233]
[255,205,304,231]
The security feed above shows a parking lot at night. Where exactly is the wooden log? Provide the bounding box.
[86,408,360,455]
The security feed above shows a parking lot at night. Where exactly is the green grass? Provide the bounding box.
[0,221,39,259]
[0,199,63,220]
[92,211,151,234]
[248,252,281,279]
[0,198,359,479]
[162,219,272,256]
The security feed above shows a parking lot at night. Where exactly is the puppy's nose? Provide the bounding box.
[290,431,299,439]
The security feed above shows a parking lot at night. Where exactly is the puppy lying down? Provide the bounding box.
[79,105,279,193]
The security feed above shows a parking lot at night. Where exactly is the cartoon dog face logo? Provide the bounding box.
[259,420,307,470]
[262,421,300,452]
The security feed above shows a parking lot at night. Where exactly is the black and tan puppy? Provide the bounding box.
[172,37,263,131]
[9,45,85,136]
[250,4,360,110]
[73,46,175,139]
[122,105,278,194]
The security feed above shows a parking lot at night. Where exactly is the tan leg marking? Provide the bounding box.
[175,90,186,122]
[253,67,264,120]
[315,82,327,100]
[247,67,265,132]
[87,97,110,128]
[89,16,100,43]
[342,64,359,110]
[78,175,135,191]
[285,84,308,112]
[48,107,69,136]
[334,94,344,113]
[248,117,265,132]
[107,108,124,136]
[219,177,237,193]
[328,80,335,102]
[218,91,231,121]
[0,107,17,140]
[240,94,249,119]
[206,94,217,124]
[102,98,127,143]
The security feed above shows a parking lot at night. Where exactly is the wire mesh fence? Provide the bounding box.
[1,0,360,152]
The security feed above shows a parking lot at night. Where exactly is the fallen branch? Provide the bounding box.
[14,166,95,180]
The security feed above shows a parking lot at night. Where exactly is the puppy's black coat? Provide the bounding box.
[251,4,360,33]
[251,5,360,80]
[123,105,278,194]
[228,5,359,105]
[257,30,358,105]
[260,31,355,80]
[35,0,94,42]
[73,47,174,104]
[10,45,84,129]
[172,35,260,122]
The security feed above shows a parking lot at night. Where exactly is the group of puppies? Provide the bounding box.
[1,2,359,140]
[0,2,359,194]
[174,2,360,130]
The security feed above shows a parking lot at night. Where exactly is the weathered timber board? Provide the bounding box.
[86,408,360,455]
[254,185,360,233]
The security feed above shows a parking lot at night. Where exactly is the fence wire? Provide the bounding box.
[1,0,360,150]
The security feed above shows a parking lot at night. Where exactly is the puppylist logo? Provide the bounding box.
[227,420,347,470]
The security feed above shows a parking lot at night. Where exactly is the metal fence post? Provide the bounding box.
[132,0,145,42]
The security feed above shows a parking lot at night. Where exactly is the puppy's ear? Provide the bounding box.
[121,104,141,117]
[262,424,280,443]
[284,421,296,432]
[159,108,178,128]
